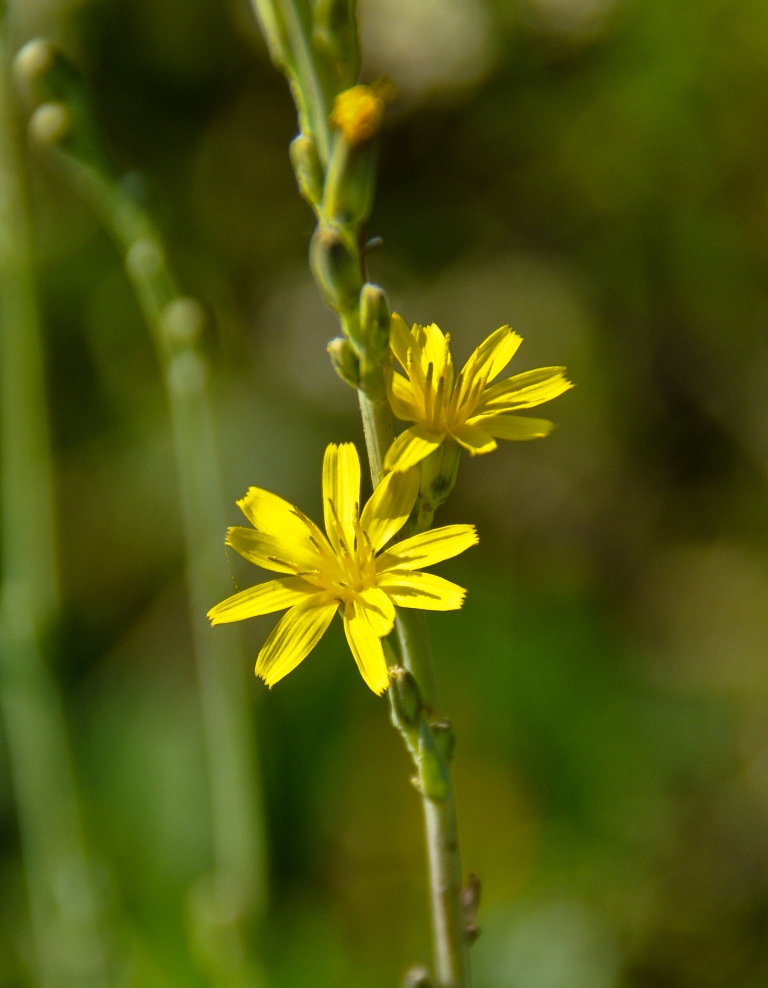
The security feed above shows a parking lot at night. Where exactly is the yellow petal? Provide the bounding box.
[322,443,361,554]
[236,487,327,563]
[461,325,522,384]
[390,312,414,369]
[256,594,338,687]
[384,425,445,473]
[415,322,450,380]
[450,422,497,456]
[387,370,420,422]
[477,367,572,412]
[226,526,321,574]
[377,524,478,571]
[208,576,317,625]
[468,414,555,441]
[343,601,391,694]
[379,570,466,610]
[360,466,420,551]
[358,586,396,635]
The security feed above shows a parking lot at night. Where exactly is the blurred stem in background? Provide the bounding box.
[0,11,110,988]
[13,39,269,987]
[245,2,472,984]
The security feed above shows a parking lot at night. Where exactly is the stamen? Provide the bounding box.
[327,497,350,554]
[424,362,434,423]
[433,372,446,431]
[448,365,466,420]
[267,555,304,573]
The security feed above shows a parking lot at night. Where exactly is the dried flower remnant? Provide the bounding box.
[329,79,395,144]
[209,443,477,694]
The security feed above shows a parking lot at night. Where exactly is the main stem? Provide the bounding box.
[359,393,470,988]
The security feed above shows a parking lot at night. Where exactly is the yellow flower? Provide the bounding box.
[208,443,477,695]
[384,315,574,473]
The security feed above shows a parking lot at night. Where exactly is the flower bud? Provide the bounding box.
[359,283,390,357]
[312,0,360,89]
[289,134,324,207]
[431,720,456,764]
[420,441,460,510]
[323,135,376,227]
[310,222,362,314]
[389,666,423,731]
[29,101,70,146]
[327,337,360,388]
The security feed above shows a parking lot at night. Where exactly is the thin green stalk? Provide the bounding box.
[14,45,269,978]
[69,160,269,927]
[360,397,469,988]
[0,20,109,988]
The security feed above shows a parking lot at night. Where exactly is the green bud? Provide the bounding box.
[14,40,108,171]
[289,134,324,207]
[421,441,460,506]
[414,440,461,531]
[389,666,423,732]
[359,283,390,357]
[310,222,362,313]
[312,0,360,89]
[28,101,71,146]
[431,720,456,764]
[163,297,205,351]
[322,134,377,228]
[327,337,360,388]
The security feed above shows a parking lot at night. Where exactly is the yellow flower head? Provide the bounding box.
[384,316,574,473]
[330,84,386,144]
[208,443,477,694]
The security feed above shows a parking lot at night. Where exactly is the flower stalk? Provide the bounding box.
[0,16,110,988]
[14,39,269,980]
[244,2,473,983]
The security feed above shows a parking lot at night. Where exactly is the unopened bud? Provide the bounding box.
[389,666,423,731]
[290,134,324,207]
[360,283,390,356]
[420,440,460,510]
[29,101,70,145]
[14,38,55,102]
[327,337,360,388]
[431,720,456,764]
[310,222,362,313]
[163,297,205,350]
[323,132,376,226]
[312,0,360,89]
[126,238,163,281]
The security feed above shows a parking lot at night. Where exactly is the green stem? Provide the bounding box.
[357,390,470,988]
[42,150,268,967]
[0,23,109,988]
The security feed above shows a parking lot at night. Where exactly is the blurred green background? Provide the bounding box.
[4,0,768,985]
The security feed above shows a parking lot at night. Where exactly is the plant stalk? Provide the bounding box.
[246,1,472,982]
[23,104,268,973]
[0,19,110,988]
[80,165,269,922]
